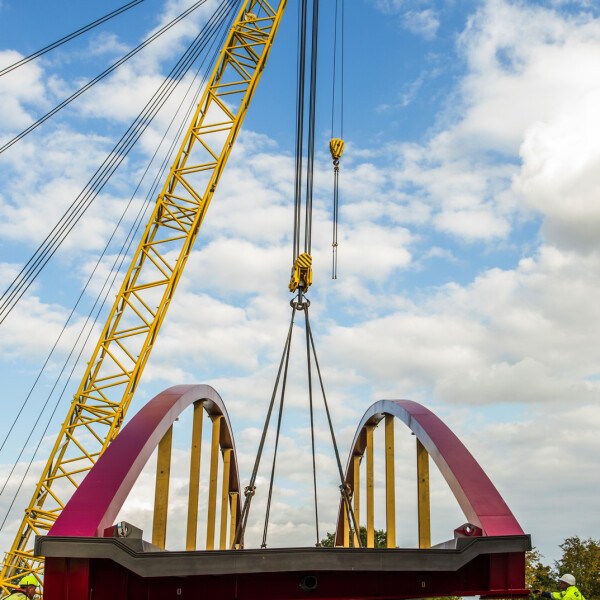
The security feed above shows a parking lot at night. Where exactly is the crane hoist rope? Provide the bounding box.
[234,0,359,551]
[330,137,344,279]
[330,0,344,279]
[0,0,287,591]
[0,0,146,78]
[0,0,230,326]
[233,297,361,549]
[0,0,211,157]
[0,13,228,527]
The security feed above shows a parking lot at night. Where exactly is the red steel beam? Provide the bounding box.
[336,399,523,544]
[49,384,241,538]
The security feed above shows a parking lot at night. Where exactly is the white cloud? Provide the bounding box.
[403,9,440,40]
[322,243,600,408]
[0,50,47,131]
[515,90,600,249]
[2,0,600,566]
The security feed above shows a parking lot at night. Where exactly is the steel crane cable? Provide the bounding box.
[239,296,363,549]
[292,0,308,263]
[0,11,233,503]
[330,0,344,279]
[0,0,146,78]
[304,303,361,546]
[0,0,238,325]
[0,19,222,465]
[241,0,325,550]
[234,305,298,548]
[330,0,344,141]
[301,0,321,544]
[237,0,313,540]
[304,304,320,545]
[291,0,318,260]
[0,7,236,526]
[0,0,209,155]
[303,0,320,256]
[261,306,297,548]
[0,0,224,322]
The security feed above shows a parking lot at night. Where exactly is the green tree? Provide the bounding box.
[527,548,554,591]
[554,536,600,599]
[320,527,387,548]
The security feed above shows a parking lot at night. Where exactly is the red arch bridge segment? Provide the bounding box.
[37,387,531,600]
[335,399,524,540]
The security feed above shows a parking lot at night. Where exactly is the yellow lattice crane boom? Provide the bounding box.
[0,0,288,592]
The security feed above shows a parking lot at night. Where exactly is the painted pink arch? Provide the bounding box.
[49,384,241,538]
[336,399,523,541]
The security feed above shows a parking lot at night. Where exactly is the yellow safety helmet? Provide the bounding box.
[20,574,39,587]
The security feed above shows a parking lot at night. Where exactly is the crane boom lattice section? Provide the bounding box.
[0,0,287,592]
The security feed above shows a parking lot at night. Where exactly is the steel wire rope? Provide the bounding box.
[330,0,338,140]
[242,0,322,548]
[0,3,238,528]
[234,305,298,548]
[261,305,297,548]
[0,0,236,487]
[329,0,343,279]
[0,0,208,155]
[304,306,320,545]
[0,14,223,466]
[303,0,319,255]
[341,0,344,140]
[0,0,146,78]
[0,0,234,481]
[329,0,344,140]
[292,0,308,263]
[0,0,228,319]
[0,0,236,325]
[304,304,362,546]
[0,2,224,325]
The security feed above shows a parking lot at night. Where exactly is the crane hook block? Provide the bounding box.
[329,138,344,162]
[289,252,313,293]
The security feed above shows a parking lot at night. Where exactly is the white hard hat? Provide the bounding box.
[560,574,576,586]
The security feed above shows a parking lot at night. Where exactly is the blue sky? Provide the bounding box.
[1,0,600,567]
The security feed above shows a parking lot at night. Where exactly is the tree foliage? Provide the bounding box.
[554,537,600,599]
[526,537,600,598]
[320,527,387,548]
[527,548,554,590]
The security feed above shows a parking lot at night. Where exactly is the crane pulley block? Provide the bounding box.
[329,138,344,162]
[289,252,313,293]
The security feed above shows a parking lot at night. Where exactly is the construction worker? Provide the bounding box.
[533,574,585,600]
[6,575,39,598]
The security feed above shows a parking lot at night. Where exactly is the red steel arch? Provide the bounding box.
[39,394,529,600]
[49,384,241,538]
[336,399,523,542]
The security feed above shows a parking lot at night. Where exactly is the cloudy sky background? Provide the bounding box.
[0,0,599,568]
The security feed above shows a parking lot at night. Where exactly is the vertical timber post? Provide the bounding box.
[353,455,360,547]
[152,425,173,548]
[343,502,349,547]
[220,448,232,549]
[366,424,375,548]
[229,492,239,549]
[186,401,203,550]
[416,438,431,548]
[385,415,396,548]
[206,415,222,550]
